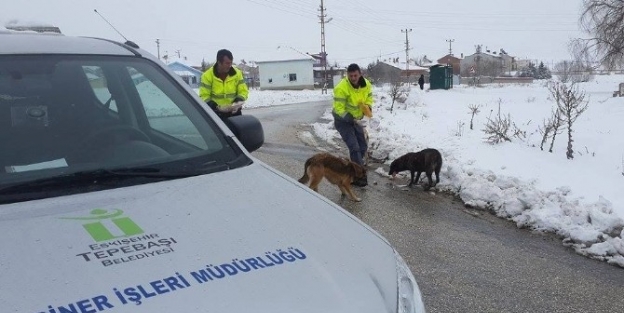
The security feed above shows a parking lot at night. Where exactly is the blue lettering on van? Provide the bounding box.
[189,247,307,284]
[38,295,114,313]
[34,247,306,312]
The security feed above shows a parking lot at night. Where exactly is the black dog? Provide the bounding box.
[388,148,442,190]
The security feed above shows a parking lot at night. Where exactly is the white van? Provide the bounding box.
[0,32,426,313]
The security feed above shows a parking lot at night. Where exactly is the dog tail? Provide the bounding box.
[298,158,312,184]
[433,154,443,173]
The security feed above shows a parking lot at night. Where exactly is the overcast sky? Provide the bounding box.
[3,0,585,67]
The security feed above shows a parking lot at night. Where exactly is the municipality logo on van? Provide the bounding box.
[62,209,177,267]
[62,209,144,242]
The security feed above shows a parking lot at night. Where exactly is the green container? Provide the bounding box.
[429,64,453,90]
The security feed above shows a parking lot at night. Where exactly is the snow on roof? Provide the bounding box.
[313,65,346,70]
[256,46,316,63]
[380,61,429,71]
[4,19,61,34]
[167,61,203,76]
[173,70,197,76]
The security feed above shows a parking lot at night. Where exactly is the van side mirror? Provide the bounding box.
[223,115,264,152]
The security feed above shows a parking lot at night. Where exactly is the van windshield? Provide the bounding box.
[0,55,249,203]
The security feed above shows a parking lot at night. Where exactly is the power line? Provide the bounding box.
[333,49,406,63]
[263,0,318,15]
[330,19,402,46]
[331,15,578,31]
[243,0,317,20]
[370,8,579,17]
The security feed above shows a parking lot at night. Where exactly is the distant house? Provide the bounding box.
[461,46,517,77]
[367,60,429,84]
[237,61,260,89]
[313,64,347,89]
[515,59,532,71]
[257,48,316,90]
[167,61,203,88]
[437,54,462,75]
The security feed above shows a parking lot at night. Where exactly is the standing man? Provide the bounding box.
[332,63,373,187]
[199,49,249,119]
[418,74,425,90]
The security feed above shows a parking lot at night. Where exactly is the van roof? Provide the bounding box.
[0,32,136,56]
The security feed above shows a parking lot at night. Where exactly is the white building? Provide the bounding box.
[257,48,316,90]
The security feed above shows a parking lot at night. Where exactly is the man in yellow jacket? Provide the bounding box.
[199,49,249,119]
[332,63,373,187]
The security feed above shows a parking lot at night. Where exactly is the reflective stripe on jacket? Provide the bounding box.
[332,77,373,119]
[198,65,249,107]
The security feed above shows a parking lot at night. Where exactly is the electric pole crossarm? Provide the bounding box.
[446,39,455,56]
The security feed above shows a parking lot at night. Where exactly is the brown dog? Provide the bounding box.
[388,148,442,190]
[298,153,367,202]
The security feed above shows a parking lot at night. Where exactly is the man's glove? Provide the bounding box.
[230,101,243,113]
[359,103,373,118]
[232,96,245,103]
[216,105,232,113]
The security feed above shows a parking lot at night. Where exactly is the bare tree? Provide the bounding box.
[575,0,624,70]
[468,104,481,130]
[512,122,526,140]
[547,83,569,153]
[555,61,573,83]
[388,81,408,113]
[548,82,590,159]
[483,100,512,144]
[549,108,565,153]
[367,62,382,85]
[538,110,564,152]
[200,58,210,72]
[411,54,432,67]
[555,60,595,83]
[538,117,554,151]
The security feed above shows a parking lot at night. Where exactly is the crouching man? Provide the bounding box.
[199,49,249,119]
[332,63,373,187]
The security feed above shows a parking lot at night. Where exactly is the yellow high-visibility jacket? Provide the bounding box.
[199,65,249,107]
[332,76,373,120]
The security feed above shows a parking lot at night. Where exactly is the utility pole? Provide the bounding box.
[155,39,160,60]
[401,28,412,81]
[318,0,332,94]
[446,39,455,56]
[175,49,181,59]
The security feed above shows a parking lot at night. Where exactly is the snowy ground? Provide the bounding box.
[191,77,624,267]
[192,88,332,109]
[246,77,624,268]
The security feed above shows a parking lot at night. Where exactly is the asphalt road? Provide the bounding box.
[247,100,624,313]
